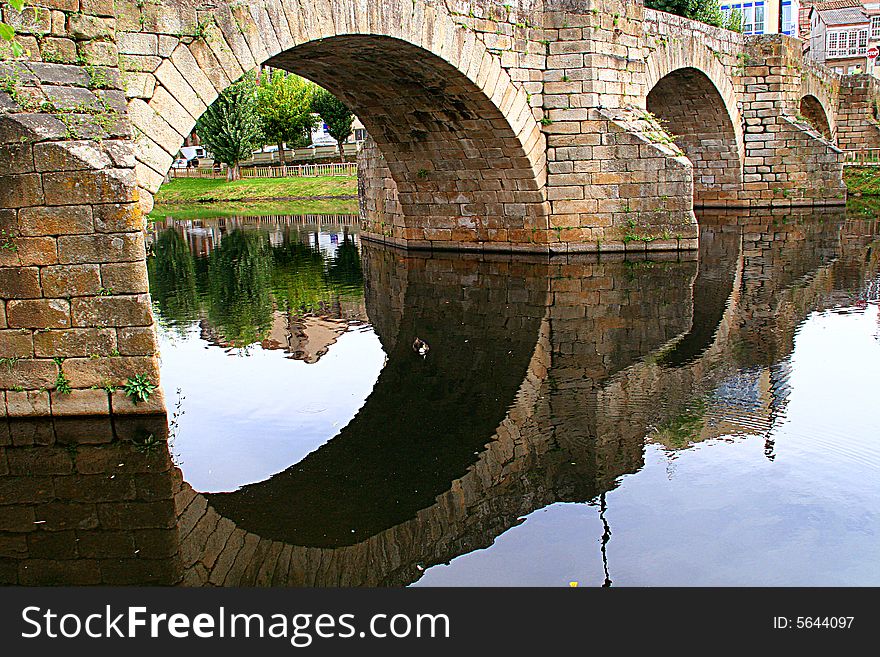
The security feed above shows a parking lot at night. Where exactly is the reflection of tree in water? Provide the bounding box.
[147,225,367,347]
[270,235,329,314]
[327,235,363,294]
[206,229,274,347]
[147,229,200,335]
[270,230,364,315]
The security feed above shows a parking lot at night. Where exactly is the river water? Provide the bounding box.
[2,207,878,586]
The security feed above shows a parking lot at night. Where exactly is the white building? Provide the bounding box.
[720,0,800,36]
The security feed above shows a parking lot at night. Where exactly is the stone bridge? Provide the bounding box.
[2,0,880,415]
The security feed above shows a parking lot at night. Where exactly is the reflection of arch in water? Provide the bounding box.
[6,214,879,587]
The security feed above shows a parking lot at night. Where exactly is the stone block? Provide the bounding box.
[40,264,101,297]
[115,327,158,356]
[6,299,70,329]
[0,174,44,209]
[100,261,149,294]
[93,203,144,233]
[0,328,34,356]
[50,388,111,416]
[111,386,165,415]
[70,293,152,327]
[42,169,137,206]
[33,328,116,358]
[0,143,34,175]
[62,355,159,388]
[5,390,50,417]
[18,205,93,236]
[57,232,144,265]
[0,268,41,299]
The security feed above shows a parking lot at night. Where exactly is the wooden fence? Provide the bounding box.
[170,162,358,179]
[843,149,880,166]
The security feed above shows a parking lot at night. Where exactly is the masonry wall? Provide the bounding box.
[836,74,880,150]
[0,1,163,419]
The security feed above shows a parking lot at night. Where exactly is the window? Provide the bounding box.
[826,27,869,58]
[872,16,880,39]
[720,2,766,35]
[782,1,796,37]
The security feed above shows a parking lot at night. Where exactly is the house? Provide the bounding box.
[720,0,800,36]
[807,1,877,74]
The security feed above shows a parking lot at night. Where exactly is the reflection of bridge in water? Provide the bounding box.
[2,210,879,586]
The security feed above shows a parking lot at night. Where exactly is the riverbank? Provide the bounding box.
[843,166,880,196]
[153,176,358,205]
[149,198,359,221]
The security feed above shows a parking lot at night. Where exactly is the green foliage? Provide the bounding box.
[206,229,274,347]
[311,87,354,162]
[53,357,72,395]
[844,166,880,196]
[0,0,26,58]
[256,70,319,164]
[195,72,262,180]
[646,0,742,31]
[147,223,365,346]
[148,228,200,334]
[123,374,156,403]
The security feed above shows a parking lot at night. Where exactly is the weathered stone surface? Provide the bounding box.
[0,174,44,209]
[57,232,144,265]
[38,37,78,64]
[63,355,159,388]
[100,261,149,294]
[67,13,115,41]
[0,143,34,175]
[115,327,157,356]
[33,140,113,172]
[0,114,65,144]
[93,203,144,233]
[0,237,58,267]
[4,390,50,417]
[0,328,34,356]
[39,264,101,297]
[111,386,165,415]
[50,388,111,416]
[42,169,137,205]
[6,299,70,329]
[0,268,42,299]
[18,206,94,236]
[33,328,117,358]
[0,358,57,390]
[70,294,152,327]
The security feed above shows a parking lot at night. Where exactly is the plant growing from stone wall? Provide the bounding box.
[0,0,26,58]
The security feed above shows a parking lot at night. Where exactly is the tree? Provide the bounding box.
[645,0,743,32]
[312,87,355,162]
[195,72,262,181]
[256,70,319,166]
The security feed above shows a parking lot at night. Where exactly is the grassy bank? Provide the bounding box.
[843,166,880,196]
[153,175,358,204]
[149,198,358,221]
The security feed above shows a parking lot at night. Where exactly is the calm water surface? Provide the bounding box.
[2,208,878,586]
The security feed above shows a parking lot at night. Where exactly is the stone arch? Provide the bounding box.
[127,0,547,248]
[799,67,840,142]
[646,67,744,207]
[799,94,833,141]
